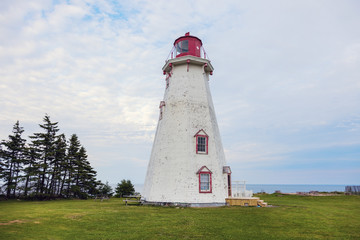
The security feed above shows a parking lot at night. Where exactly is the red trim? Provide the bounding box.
[196,165,212,174]
[194,129,209,154]
[206,136,208,154]
[164,63,173,76]
[203,63,208,73]
[198,171,212,193]
[159,101,165,120]
[173,33,202,58]
[165,75,170,89]
[159,101,166,108]
[195,134,208,154]
[194,129,208,137]
[174,34,202,47]
[227,173,232,197]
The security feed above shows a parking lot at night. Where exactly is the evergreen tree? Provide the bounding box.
[48,134,67,196]
[22,146,40,197]
[0,121,27,198]
[65,135,98,199]
[0,115,99,200]
[98,181,113,197]
[66,134,81,197]
[115,179,135,197]
[0,145,5,195]
[75,146,98,198]
[29,115,59,195]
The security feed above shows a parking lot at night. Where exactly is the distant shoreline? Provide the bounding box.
[129,184,349,195]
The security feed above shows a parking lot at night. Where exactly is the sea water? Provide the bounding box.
[243,184,347,194]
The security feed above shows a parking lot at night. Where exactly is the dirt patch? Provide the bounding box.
[66,213,85,220]
[0,220,25,226]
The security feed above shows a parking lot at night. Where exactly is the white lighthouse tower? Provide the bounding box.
[143,33,232,207]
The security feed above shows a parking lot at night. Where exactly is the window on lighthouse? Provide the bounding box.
[175,40,189,55]
[197,166,212,193]
[200,174,210,191]
[197,137,206,152]
[194,129,208,154]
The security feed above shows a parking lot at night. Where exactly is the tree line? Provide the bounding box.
[96,179,136,198]
[0,115,101,200]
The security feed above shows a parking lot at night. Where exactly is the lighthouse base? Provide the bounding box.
[142,201,226,208]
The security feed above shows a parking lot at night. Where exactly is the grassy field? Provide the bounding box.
[0,194,359,239]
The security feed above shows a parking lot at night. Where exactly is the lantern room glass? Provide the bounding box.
[175,40,189,56]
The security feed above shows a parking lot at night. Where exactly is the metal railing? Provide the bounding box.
[232,181,253,198]
[165,46,210,62]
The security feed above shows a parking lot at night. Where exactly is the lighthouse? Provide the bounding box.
[143,33,232,207]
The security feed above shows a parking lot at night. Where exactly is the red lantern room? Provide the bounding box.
[174,32,203,58]
[164,32,213,75]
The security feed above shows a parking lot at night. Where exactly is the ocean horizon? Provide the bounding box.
[129,184,350,195]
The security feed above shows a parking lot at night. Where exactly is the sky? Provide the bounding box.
[1,0,359,186]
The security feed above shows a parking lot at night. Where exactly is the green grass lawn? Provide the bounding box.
[0,194,359,240]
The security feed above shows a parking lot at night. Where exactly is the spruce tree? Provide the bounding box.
[77,146,98,198]
[0,115,99,200]
[65,135,98,198]
[0,121,27,198]
[0,145,5,195]
[22,146,40,197]
[48,134,67,196]
[66,134,81,197]
[29,115,59,195]
[98,181,113,197]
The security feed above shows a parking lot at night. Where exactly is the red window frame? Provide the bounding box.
[196,134,208,154]
[199,172,212,193]
[197,166,212,193]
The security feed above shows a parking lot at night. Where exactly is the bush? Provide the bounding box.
[97,181,113,197]
[115,179,135,197]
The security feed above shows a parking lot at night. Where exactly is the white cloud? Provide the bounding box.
[1,0,359,184]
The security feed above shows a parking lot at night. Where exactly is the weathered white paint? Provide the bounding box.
[143,55,229,205]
